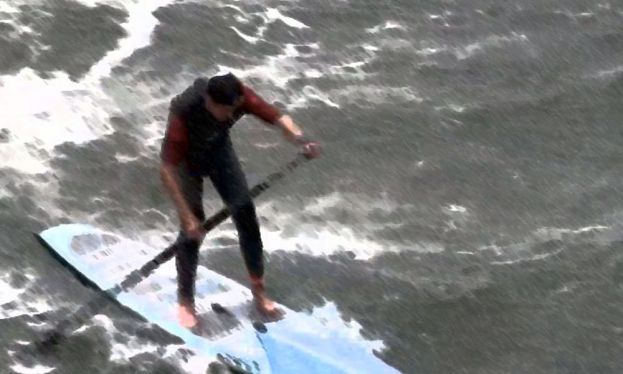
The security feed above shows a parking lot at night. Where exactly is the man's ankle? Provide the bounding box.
[250,275,265,290]
[178,299,195,312]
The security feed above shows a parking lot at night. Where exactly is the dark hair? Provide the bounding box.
[206,73,243,105]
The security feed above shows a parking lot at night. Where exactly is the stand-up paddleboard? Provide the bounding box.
[36,223,399,374]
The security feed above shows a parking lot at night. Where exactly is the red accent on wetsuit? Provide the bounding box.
[160,85,282,166]
[240,85,282,124]
[160,114,188,165]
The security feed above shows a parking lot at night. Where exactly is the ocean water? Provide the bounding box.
[1,0,623,373]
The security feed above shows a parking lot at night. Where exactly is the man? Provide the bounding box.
[160,73,320,328]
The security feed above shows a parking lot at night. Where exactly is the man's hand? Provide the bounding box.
[296,135,321,159]
[181,213,205,241]
[273,115,321,159]
[161,163,206,241]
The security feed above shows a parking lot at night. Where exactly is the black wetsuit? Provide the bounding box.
[160,77,281,307]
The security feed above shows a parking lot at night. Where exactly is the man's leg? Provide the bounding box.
[174,163,205,327]
[206,141,282,317]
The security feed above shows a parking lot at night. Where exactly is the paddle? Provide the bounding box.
[28,153,310,352]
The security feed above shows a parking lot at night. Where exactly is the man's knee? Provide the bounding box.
[175,231,202,252]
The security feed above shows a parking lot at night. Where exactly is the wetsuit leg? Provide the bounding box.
[174,163,205,308]
[205,140,264,278]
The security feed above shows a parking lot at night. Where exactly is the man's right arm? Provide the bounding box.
[160,164,194,225]
[159,114,196,230]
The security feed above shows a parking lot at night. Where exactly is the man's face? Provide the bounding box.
[204,94,241,122]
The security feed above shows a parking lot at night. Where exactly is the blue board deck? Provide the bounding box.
[37,224,400,374]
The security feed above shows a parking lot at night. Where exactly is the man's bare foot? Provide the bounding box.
[177,304,198,328]
[253,293,284,319]
[251,278,284,319]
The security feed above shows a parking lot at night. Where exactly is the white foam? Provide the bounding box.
[485,224,611,265]
[300,85,340,108]
[218,43,319,88]
[303,192,343,215]
[366,21,406,34]
[455,32,530,60]
[113,154,139,164]
[446,204,467,213]
[87,314,163,362]
[0,2,19,14]
[0,0,179,175]
[69,0,125,8]
[435,103,466,113]
[248,193,441,260]
[0,69,112,174]
[70,313,202,372]
[491,250,563,265]
[303,69,323,78]
[323,85,423,108]
[234,14,249,23]
[265,8,309,29]
[9,364,55,374]
[416,47,442,56]
[456,251,474,255]
[84,0,177,84]
[263,223,393,259]
[304,191,406,215]
[577,12,594,17]
[330,59,366,73]
[223,4,244,14]
[0,278,22,305]
[553,9,595,19]
[230,26,261,44]
[534,225,610,238]
[0,274,53,320]
[594,65,623,78]
[225,7,309,46]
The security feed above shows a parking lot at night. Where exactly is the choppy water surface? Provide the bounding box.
[2,1,623,373]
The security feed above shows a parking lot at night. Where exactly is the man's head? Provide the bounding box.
[203,73,244,121]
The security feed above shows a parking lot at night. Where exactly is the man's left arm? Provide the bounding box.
[273,114,321,158]
[242,85,320,158]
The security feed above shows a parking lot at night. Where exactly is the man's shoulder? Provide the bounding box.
[192,76,210,93]
[169,77,209,115]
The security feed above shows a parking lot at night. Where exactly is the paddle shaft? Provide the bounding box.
[33,154,309,349]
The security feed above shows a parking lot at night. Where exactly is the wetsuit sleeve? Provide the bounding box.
[160,113,188,166]
[241,85,282,124]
